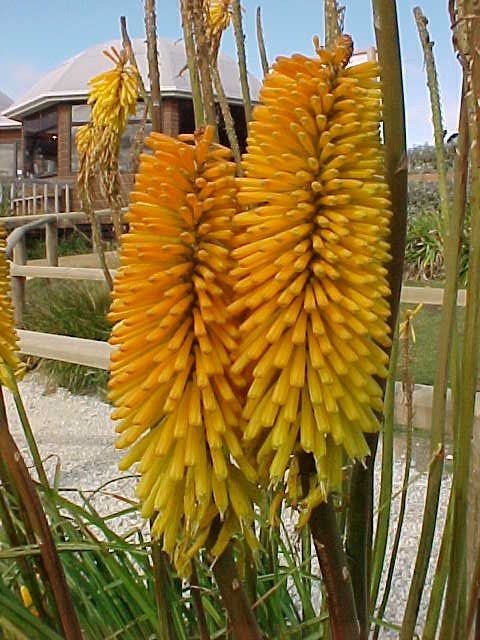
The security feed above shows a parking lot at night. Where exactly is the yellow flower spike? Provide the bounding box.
[0,226,25,388]
[205,0,233,59]
[109,126,257,577]
[231,36,392,516]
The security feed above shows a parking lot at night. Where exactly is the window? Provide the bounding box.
[71,102,151,173]
[24,108,58,177]
[0,143,17,177]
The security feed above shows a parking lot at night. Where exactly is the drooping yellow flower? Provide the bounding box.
[230,36,392,521]
[0,226,25,388]
[108,126,258,576]
[88,47,139,134]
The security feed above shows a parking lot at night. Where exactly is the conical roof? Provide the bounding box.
[4,38,262,120]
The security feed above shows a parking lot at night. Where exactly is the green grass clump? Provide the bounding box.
[26,230,93,260]
[23,279,111,395]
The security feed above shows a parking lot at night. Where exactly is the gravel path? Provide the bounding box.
[5,375,451,638]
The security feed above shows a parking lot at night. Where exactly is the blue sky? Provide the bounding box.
[0,0,460,147]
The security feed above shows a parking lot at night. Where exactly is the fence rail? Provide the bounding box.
[3,210,467,372]
[0,178,74,215]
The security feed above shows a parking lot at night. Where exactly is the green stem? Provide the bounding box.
[210,62,243,172]
[423,490,453,639]
[439,35,480,640]
[180,0,205,128]
[0,390,83,640]
[120,16,152,119]
[324,0,342,49]
[144,0,162,133]
[370,331,399,613]
[346,3,407,636]
[302,453,359,640]
[6,367,49,489]
[192,0,217,133]
[413,7,450,233]
[373,322,415,640]
[256,6,269,78]
[401,42,468,640]
[232,0,252,123]
[151,540,175,640]
[211,542,262,640]
[191,561,211,640]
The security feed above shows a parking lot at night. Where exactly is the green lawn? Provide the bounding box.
[398,303,465,386]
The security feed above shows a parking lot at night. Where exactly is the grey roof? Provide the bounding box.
[0,91,20,129]
[4,38,262,120]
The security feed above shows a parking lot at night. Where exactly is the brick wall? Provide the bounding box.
[57,104,71,177]
[0,128,21,144]
[162,99,180,136]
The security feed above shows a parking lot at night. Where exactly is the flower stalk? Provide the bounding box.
[346,2,407,636]
[144,0,162,132]
[256,7,269,77]
[231,0,252,123]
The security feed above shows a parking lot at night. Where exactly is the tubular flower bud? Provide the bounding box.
[109,126,258,576]
[230,37,392,515]
[0,226,25,387]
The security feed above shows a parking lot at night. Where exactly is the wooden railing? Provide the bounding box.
[2,210,468,372]
[0,178,74,215]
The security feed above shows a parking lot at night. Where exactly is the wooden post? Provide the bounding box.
[54,184,59,213]
[43,184,48,213]
[46,221,58,267]
[65,184,70,213]
[32,183,37,215]
[11,237,26,327]
[21,183,26,215]
[9,183,14,214]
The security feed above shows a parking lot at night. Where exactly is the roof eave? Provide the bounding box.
[4,88,256,120]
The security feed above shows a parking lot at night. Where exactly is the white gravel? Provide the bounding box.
[4,374,452,638]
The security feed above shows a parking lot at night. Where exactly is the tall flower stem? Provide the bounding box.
[370,331,399,614]
[192,0,217,132]
[180,0,205,128]
[439,3,480,636]
[324,0,342,48]
[345,2,407,637]
[373,316,415,640]
[231,0,252,123]
[256,7,269,77]
[401,23,470,640]
[210,63,242,172]
[211,541,262,640]
[301,454,360,640]
[120,16,152,115]
[0,389,83,640]
[144,0,162,132]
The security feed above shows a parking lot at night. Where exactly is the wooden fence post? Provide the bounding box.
[46,220,58,267]
[11,237,26,327]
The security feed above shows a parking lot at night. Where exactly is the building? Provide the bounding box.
[0,37,261,211]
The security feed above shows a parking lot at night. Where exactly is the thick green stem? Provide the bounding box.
[210,62,243,172]
[180,0,205,128]
[256,7,269,78]
[370,332,399,613]
[324,0,343,49]
[373,322,415,640]
[439,7,480,634]
[402,17,469,640]
[151,541,175,640]
[192,0,217,133]
[231,0,252,123]
[302,453,359,639]
[212,542,262,640]
[144,0,162,133]
[345,3,407,637]
[423,490,453,639]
